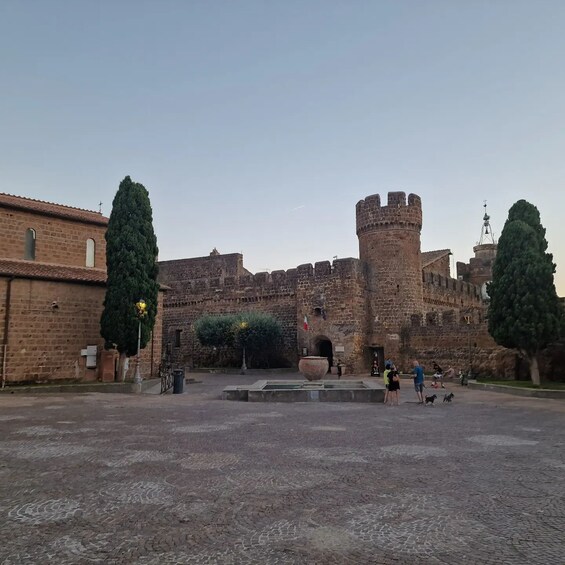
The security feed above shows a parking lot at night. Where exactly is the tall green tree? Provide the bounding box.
[100,176,159,379]
[488,200,562,385]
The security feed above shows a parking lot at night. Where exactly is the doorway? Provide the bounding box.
[316,338,333,373]
[367,346,384,374]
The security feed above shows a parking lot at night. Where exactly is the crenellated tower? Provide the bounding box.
[356,192,424,338]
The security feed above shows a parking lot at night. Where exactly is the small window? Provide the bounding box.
[24,228,36,260]
[86,238,96,267]
[174,329,182,348]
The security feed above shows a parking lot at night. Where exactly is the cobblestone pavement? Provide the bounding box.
[1,374,565,564]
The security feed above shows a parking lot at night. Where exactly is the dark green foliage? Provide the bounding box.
[194,312,283,362]
[234,312,283,352]
[488,201,562,382]
[194,314,238,348]
[100,176,159,355]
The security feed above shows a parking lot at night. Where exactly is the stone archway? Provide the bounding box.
[315,336,333,373]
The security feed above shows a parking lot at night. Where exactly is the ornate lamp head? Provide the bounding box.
[135,299,148,318]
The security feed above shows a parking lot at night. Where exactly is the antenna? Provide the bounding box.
[98,201,103,214]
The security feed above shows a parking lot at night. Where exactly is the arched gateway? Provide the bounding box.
[314,335,333,373]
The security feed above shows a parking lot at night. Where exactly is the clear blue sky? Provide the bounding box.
[1,1,564,294]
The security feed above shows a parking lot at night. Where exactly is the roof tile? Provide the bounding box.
[0,193,108,225]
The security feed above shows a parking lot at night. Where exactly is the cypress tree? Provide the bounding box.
[488,200,562,385]
[100,176,159,379]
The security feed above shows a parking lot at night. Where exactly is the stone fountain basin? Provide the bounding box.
[222,380,385,403]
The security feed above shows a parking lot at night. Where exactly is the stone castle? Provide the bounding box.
[158,191,502,374]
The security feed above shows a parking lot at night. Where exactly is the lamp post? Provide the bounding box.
[464,313,472,381]
[239,321,248,374]
[134,299,147,384]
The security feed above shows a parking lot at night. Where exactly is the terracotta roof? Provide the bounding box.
[421,249,451,268]
[0,258,169,291]
[0,258,107,285]
[0,193,108,225]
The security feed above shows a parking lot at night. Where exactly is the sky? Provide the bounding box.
[1,1,564,294]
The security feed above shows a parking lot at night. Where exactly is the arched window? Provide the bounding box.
[24,228,36,260]
[86,238,95,267]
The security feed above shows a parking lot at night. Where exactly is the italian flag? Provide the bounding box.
[303,315,309,331]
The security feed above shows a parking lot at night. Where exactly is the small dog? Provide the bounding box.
[443,393,454,403]
[425,394,437,405]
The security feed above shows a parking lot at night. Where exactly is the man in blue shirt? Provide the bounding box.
[412,360,425,404]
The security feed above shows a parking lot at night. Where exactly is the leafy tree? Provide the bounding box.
[488,200,562,385]
[100,176,159,379]
[194,312,283,370]
[194,314,238,348]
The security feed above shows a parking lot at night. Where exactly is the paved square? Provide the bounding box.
[1,374,564,564]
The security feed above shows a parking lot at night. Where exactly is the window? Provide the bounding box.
[86,238,96,267]
[174,329,182,348]
[24,228,36,260]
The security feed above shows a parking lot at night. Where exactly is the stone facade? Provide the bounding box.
[0,194,163,385]
[159,191,504,375]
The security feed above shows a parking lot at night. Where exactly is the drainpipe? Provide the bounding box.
[1,277,14,389]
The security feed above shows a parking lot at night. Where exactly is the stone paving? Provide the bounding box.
[1,373,565,564]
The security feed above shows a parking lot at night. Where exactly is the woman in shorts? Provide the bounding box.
[388,367,400,405]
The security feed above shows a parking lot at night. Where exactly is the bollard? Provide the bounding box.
[173,369,184,394]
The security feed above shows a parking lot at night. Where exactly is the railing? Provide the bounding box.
[159,363,173,394]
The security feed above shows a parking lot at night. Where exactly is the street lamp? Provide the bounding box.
[134,299,147,384]
[464,313,472,381]
[239,321,248,374]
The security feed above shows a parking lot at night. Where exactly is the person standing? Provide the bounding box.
[382,363,392,404]
[388,366,400,405]
[412,360,425,404]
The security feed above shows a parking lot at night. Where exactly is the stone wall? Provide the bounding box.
[1,278,106,383]
[423,272,482,310]
[159,253,249,287]
[0,276,164,385]
[0,206,107,269]
[357,192,424,335]
[401,309,500,375]
[422,254,450,277]
[295,259,367,373]
[160,265,299,369]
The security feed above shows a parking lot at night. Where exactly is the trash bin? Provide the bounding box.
[173,369,184,394]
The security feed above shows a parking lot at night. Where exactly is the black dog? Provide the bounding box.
[443,393,454,403]
[425,394,437,405]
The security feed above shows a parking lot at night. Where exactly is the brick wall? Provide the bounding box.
[423,272,482,310]
[296,259,368,373]
[357,192,424,335]
[0,207,107,269]
[0,276,164,384]
[399,309,501,375]
[423,254,450,277]
[1,278,106,383]
[160,264,298,369]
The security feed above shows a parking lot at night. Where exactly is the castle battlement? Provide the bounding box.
[422,272,481,298]
[411,307,485,327]
[356,191,422,236]
[162,258,363,301]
